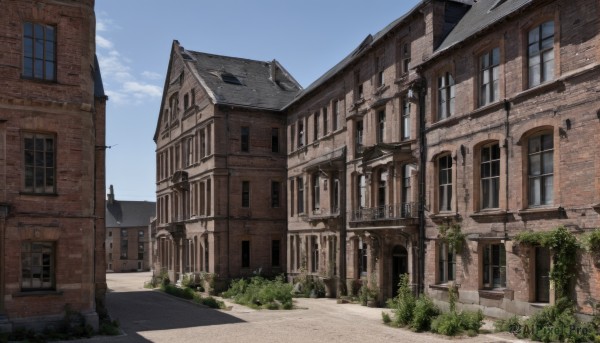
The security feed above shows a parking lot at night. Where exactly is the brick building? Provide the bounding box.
[153,41,300,289]
[151,0,600,317]
[0,0,106,331]
[284,0,470,300]
[105,185,155,272]
[420,0,600,317]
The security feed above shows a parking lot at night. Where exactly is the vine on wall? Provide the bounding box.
[514,226,580,299]
[438,223,465,254]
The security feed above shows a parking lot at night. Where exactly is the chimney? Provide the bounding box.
[269,59,278,83]
[108,184,115,205]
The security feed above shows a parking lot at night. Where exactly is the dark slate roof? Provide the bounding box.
[435,0,533,53]
[185,50,302,111]
[106,200,156,228]
[284,0,473,109]
[93,55,106,98]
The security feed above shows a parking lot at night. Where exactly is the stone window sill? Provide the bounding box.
[14,290,63,297]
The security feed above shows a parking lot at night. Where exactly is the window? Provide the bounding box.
[120,229,128,259]
[21,241,55,290]
[314,112,320,142]
[289,179,295,217]
[332,177,340,213]
[354,71,363,101]
[438,155,452,212]
[169,94,179,120]
[271,240,280,267]
[358,238,367,276]
[438,242,455,283]
[438,72,455,120]
[358,174,366,209]
[401,42,411,74]
[297,177,304,214]
[355,120,364,154]
[480,48,500,106]
[23,132,55,194]
[297,120,304,148]
[377,170,387,217]
[271,181,280,208]
[332,100,341,131]
[481,143,500,209]
[402,164,412,216]
[271,128,279,153]
[184,137,193,167]
[402,96,411,140]
[528,21,554,87]
[138,243,144,260]
[242,181,250,208]
[311,236,319,273]
[375,55,384,87]
[377,110,385,144]
[23,22,56,80]
[184,93,189,110]
[241,126,249,152]
[483,243,506,288]
[290,123,295,152]
[528,132,553,206]
[322,107,328,135]
[241,240,250,268]
[139,230,144,238]
[312,174,320,211]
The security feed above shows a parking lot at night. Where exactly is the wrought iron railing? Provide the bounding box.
[350,202,418,222]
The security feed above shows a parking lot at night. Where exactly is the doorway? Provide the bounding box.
[391,245,408,297]
[535,246,550,303]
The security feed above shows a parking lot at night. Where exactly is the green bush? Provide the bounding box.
[391,274,415,327]
[431,312,462,336]
[411,295,440,332]
[198,296,225,309]
[520,298,595,343]
[494,315,522,334]
[382,311,392,324]
[222,275,293,310]
[458,310,484,332]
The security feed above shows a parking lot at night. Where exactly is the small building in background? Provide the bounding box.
[105,185,156,272]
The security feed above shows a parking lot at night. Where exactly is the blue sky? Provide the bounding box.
[95,0,421,201]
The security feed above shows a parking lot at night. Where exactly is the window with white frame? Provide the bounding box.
[480,47,500,106]
[481,143,500,209]
[438,155,453,212]
[528,132,553,206]
[528,21,554,87]
[438,72,455,120]
[401,95,411,140]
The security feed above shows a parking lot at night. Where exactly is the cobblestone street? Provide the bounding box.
[78,272,528,343]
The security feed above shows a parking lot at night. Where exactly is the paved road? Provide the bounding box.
[82,272,525,343]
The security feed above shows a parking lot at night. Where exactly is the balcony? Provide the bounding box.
[302,207,341,224]
[350,202,418,226]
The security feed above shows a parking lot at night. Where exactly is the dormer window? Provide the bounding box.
[221,72,242,85]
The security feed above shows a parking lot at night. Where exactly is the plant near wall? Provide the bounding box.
[583,228,600,256]
[438,223,465,254]
[514,226,580,299]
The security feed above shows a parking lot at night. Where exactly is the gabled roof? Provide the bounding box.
[284,0,473,110]
[106,200,156,228]
[154,41,302,141]
[435,0,534,54]
[184,50,302,111]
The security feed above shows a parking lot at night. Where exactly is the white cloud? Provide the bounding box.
[96,35,113,49]
[95,15,162,105]
[142,71,162,80]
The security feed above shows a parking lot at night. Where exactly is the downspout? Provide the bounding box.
[417,77,427,295]
[503,99,510,239]
[225,108,231,279]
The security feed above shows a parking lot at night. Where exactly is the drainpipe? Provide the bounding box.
[225,108,231,280]
[417,77,427,295]
[503,99,510,239]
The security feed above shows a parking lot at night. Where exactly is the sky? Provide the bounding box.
[95,0,421,201]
